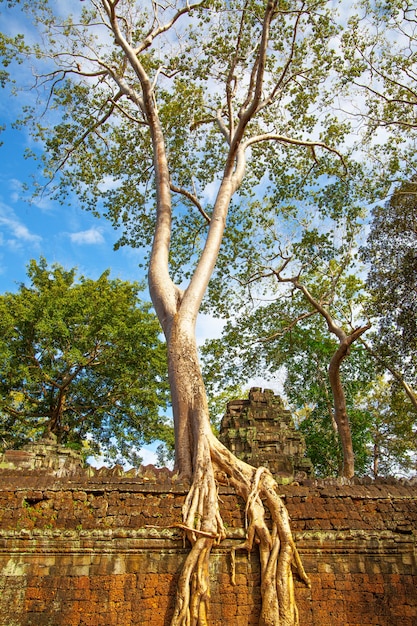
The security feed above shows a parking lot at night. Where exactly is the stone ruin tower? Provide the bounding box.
[219,387,313,482]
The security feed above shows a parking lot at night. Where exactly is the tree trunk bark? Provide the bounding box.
[167,314,210,478]
[328,340,355,478]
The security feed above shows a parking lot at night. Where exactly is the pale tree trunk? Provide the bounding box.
[154,298,312,625]
[146,108,309,626]
[110,2,310,621]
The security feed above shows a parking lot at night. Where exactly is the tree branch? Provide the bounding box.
[170,182,211,224]
[244,133,347,170]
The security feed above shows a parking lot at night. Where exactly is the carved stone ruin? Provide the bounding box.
[0,432,84,477]
[219,387,313,482]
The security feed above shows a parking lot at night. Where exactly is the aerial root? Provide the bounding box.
[227,461,310,625]
[171,536,214,626]
[171,440,310,626]
[171,453,224,626]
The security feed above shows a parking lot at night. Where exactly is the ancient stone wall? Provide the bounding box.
[0,462,416,626]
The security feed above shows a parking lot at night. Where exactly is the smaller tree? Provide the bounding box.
[268,260,370,478]
[356,377,417,478]
[283,325,374,478]
[0,259,170,464]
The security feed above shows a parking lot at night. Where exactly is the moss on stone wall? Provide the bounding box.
[0,462,416,625]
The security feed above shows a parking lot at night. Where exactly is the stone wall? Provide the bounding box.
[0,462,416,626]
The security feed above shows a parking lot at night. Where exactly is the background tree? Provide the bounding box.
[362,177,417,392]
[202,193,372,478]
[0,258,170,465]
[263,256,370,479]
[285,332,374,478]
[356,377,417,478]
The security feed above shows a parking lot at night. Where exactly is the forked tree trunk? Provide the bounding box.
[125,1,310,616]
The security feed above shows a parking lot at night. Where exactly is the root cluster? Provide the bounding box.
[170,435,310,626]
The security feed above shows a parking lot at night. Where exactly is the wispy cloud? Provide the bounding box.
[8,178,56,213]
[0,202,42,246]
[69,227,105,245]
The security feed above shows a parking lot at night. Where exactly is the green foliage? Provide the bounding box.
[0,0,359,283]
[0,259,170,465]
[362,177,417,384]
[338,0,417,182]
[357,377,417,477]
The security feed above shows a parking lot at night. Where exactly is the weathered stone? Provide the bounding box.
[219,387,314,481]
[0,421,417,624]
[0,437,84,476]
[0,465,416,625]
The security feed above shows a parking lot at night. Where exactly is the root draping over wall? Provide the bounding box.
[0,459,416,626]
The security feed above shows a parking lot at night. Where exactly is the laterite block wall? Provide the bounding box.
[0,462,416,625]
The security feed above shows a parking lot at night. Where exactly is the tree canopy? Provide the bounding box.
[363,177,417,383]
[0,258,170,465]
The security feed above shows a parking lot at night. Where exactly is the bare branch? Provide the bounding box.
[170,182,211,223]
[137,0,207,54]
[258,309,319,343]
[244,133,347,170]
[51,94,122,177]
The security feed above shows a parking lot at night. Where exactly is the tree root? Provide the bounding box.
[170,434,310,626]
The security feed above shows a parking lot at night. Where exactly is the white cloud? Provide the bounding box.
[0,202,42,245]
[87,444,159,470]
[139,446,159,466]
[202,179,220,204]
[69,227,105,245]
[7,178,54,212]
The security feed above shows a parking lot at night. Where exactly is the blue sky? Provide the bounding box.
[0,3,133,291]
[0,123,148,295]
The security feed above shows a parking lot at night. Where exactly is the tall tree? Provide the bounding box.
[0,0,388,622]
[364,176,417,351]
[362,177,417,398]
[0,259,170,465]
